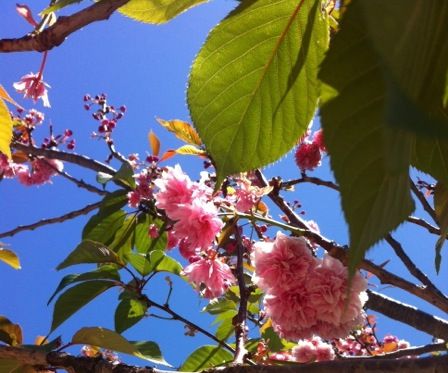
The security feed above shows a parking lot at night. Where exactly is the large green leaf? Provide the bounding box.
[114,299,147,333]
[72,327,169,365]
[112,162,136,189]
[119,0,207,24]
[48,265,120,305]
[134,214,167,254]
[51,280,116,331]
[361,1,448,137]
[0,98,12,158]
[188,0,328,185]
[180,345,233,372]
[319,1,414,274]
[57,240,124,270]
[412,137,448,183]
[127,250,182,276]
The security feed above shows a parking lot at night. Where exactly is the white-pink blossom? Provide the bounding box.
[14,73,50,107]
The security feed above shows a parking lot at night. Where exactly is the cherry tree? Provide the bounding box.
[0,0,447,372]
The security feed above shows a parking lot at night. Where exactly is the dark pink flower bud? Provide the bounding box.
[295,142,321,171]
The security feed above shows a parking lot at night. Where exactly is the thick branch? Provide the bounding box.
[13,142,116,175]
[0,0,130,53]
[0,201,101,239]
[366,290,448,340]
[1,346,448,373]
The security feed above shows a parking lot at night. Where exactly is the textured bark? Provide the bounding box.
[0,346,447,373]
[0,0,130,52]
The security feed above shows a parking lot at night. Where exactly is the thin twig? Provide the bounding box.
[254,169,448,313]
[0,0,130,52]
[410,179,438,223]
[107,141,129,164]
[281,175,339,191]
[143,296,235,354]
[385,234,447,301]
[407,216,441,236]
[366,290,448,341]
[42,158,107,196]
[233,227,249,365]
[0,201,101,239]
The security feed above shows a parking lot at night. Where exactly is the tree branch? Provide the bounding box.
[0,201,101,239]
[385,234,446,301]
[410,179,438,224]
[1,345,447,373]
[0,0,130,53]
[366,290,448,340]
[13,142,117,175]
[280,175,339,191]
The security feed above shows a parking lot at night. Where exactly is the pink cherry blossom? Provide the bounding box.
[295,142,321,171]
[252,232,317,292]
[127,169,153,208]
[172,199,223,252]
[292,340,316,363]
[182,252,236,298]
[0,153,27,179]
[315,342,335,361]
[16,158,63,186]
[313,129,326,152]
[13,73,50,107]
[234,178,272,212]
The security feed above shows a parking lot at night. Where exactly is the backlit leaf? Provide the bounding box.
[156,118,202,146]
[173,145,206,157]
[112,162,136,189]
[82,209,127,244]
[72,327,169,365]
[115,299,147,333]
[0,316,22,346]
[0,248,21,270]
[188,0,328,186]
[0,85,20,108]
[51,281,116,331]
[57,240,124,270]
[119,0,207,24]
[148,130,160,156]
[0,98,13,158]
[180,345,232,371]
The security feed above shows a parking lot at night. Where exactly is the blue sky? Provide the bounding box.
[0,0,446,368]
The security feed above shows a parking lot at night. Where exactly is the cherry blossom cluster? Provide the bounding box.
[252,232,367,340]
[153,165,235,298]
[295,128,326,171]
[0,152,63,186]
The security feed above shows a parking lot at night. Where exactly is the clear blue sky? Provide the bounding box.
[0,0,446,368]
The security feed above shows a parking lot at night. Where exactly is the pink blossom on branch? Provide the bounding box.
[13,73,51,107]
[182,251,236,298]
[16,158,63,186]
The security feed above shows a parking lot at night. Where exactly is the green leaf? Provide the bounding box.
[319,0,414,275]
[261,326,284,353]
[99,190,129,213]
[134,214,167,254]
[180,345,233,371]
[188,0,328,186]
[215,313,235,341]
[57,240,124,270]
[0,98,13,158]
[361,0,448,137]
[434,183,448,272]
[72,327,169,365]
[130,341,170,366]
[82,209,127,244]
[203,299,237,315]
[0,316,22,346]
[119,0,207,24]
[112,162,136,189]
[48,265,120,305]
[127,253,153,276]
[115,299,147,333]
[149,250,182,275]
[108,214,138,257]
[0,248,21,270]
[412,137,448,183]
[51,281,116,331]
[41,0,83,14]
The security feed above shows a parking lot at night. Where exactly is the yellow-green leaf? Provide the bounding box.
[0,98,13,158]
[119,0,207,24]
[156,118,202,146]
[174,145,206,156]
[0,248,21,270]
[0,85,21,108]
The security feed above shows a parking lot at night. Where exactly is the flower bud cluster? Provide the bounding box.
[295,129,326,171]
